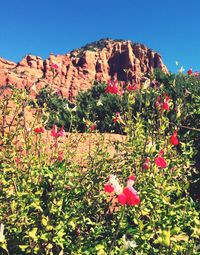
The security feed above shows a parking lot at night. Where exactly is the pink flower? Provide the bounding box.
[123,187,140,206]
[14,157,20,164]
[89,123,97,131]
[187,68,193,75]
[51,63,59,70]
[50,125,58,137]
[118,193,127,205]
[104,184,114,193]
[170,130,179,145]
[155,151,167,168]
[105,174,140,206]
[57,126,65,137]
[50,125,65,138]
[127,175,136,187]
[57,152,63,162]
[159,149,164,156]
[143,157,150,170]
[34,127,45,133]
[150,80,159,88]
[194,71,199,77]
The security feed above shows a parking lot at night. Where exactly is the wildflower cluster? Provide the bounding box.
[187,68,199,76]
[156,94,171,111]
[50,125,65,138]
[104,175,140,206]
[127,84,138,91]
[105,79,122,95]
[0,66,199,254]
[34,126,45,133]
[33,124,65,162]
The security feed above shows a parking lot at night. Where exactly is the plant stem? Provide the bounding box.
[108,206,125,255]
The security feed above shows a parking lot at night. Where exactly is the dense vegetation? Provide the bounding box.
[0,68,199,254]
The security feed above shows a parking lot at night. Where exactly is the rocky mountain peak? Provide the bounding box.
[0,39,168,100]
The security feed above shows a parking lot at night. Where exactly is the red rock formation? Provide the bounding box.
[0,39,168,100]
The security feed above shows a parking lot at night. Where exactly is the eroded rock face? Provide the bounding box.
[0,39,168,100]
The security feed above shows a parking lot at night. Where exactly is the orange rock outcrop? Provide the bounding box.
[0,39,168,100]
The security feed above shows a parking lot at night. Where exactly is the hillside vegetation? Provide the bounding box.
[0,67,199,254]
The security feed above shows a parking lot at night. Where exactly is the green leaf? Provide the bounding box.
[28,228,37,239]
[171,234,189,242]
[95,244,105,251]
[68,220,76,230]
[42,217,48,226]
[160,230,171,247]
[19,245,29,251]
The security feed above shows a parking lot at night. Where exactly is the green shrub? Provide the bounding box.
[0,79,199,254]
[76,81,128,133]
[32,85,77,131]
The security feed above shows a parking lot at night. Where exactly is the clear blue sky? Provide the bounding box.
[0,0,199,73]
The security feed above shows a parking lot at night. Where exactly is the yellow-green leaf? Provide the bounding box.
[28,228,37,239]
[19,245,28,251]
[171,234,189,242]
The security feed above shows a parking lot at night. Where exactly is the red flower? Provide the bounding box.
[156,95,171,111]
[127,84,138,91]
[170,130,179,145]
[162,101,169,110]
[104,184,114,193]
[143,157,150,169]
[113,112,125,125]
[50,125,58,137]
[187,68,193,75]
[113,112,120,123]
[123,186,135,196]
[162,95,170,111]
[155,151,167,168]
[118,193,127,205]
[194,71,199,77]
[113,117,119,123]
[128,175,136,181]
[127,193,140,206]
[105,80,122,95]
[34,127,45,133]
[123,187,140,206]
[105,174,140,206]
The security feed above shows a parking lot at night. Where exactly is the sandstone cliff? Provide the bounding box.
[0,39,168,100]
